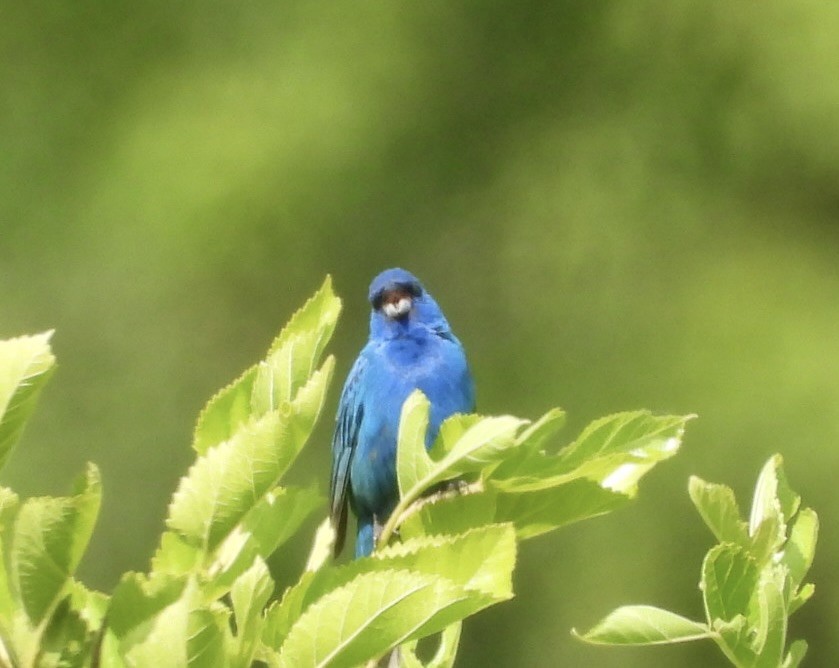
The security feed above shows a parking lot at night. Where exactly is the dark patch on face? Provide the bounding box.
[372,282,422,312]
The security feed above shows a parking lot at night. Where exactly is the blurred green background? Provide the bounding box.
[2,1,838,665]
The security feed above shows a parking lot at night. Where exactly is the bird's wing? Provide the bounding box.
[330,351,367,556]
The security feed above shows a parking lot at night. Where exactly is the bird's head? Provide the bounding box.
[369,268,422,320]
[367,268,450,335]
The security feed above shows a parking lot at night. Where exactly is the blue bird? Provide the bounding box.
[330,268,475,557]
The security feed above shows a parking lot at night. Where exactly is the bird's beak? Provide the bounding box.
[381,289,413,319]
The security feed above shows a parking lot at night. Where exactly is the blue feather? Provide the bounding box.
[330,269,474,557]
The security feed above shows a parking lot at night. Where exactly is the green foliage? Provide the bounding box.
[0,277,698,666]
[576,455,818,668]
[0,332,56,472]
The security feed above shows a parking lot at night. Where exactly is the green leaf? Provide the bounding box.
[496,480,627,540]
[397,391,526,498]
[0,487,20,627]
[782,506,818,591]
[122,585,191,668]
[712,615,757,666]
[748,454,799,539]
[192,275,340,455]
[264,525,515,651]
[688,476,749,546]
[0,331,56,472]
[700,543,760,625]
[304,518,336,573]
[558,411,690,474]
[574,605,711,645]
[489,411,689,495]
[34,580,107,668]
[151,531,202,576]
[484,408,566,482]
[251,280,341,418]
[749,514,782,568]
[753,567,787,668]
[107,572,188,638]
[12,463,101,625]
[266,275,342,360]
[187,604,231,668]
[782,639,808,668]
[374,525,516,600]
[788,582,814,617]
[193,364,259,456]
[400,622,462,668]
[388,391,525,545]
[399,492,498,541]
[166,358,333,552]
[205,485,322,598]
[274,569,496,668]
[67,578,109,635]
[230,557,274,667]
[101,572,197,668]
[395,392,434,499]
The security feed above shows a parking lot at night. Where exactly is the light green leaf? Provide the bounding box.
[304,518,336,573]
[107,572,188,638]
[166,358,333,553]
[754,567,787,668]
[251,275,342,417]
[688,476,749,546]
[434,414,528,477]
[749,455,799,538]
[274,569,496,668]
[489,411,689,495]
[485,408,566,482]
[192,364,259,456]
[782,507,818,591]
[67,578,109,634]
[37,580,107,668]
[396,392,434,499]
[266,275,342,359]
[187,604,231,668]
[262,573,317,652]
[749,514,782,568]
[400,622,462,668]
[123,586,191,668]
[0,487,20,626]
[13,463,101,625]
[150,531,202,576]
[205,485,322,598]
[514,407,567,452]
[701,543,759,625]
[0,331,56,472]
[574,605,711,645]
[170,411,288,551]
[496,480,627,540]
[782,639,808,668]
[192,275,340,456]
[788,582,814,617]
[712,615,757,666]
[397,391,526,498]
[399,491,498,541]
[103,573,195,668]
[373,525,516,600]
[558,411,691,473]
[264,525,515,650]
[390,391,525,544]
[231,557,274,667]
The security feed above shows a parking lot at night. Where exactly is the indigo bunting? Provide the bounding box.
[330,268,475,557]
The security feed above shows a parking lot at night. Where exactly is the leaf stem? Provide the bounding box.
[376,480,483,551]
